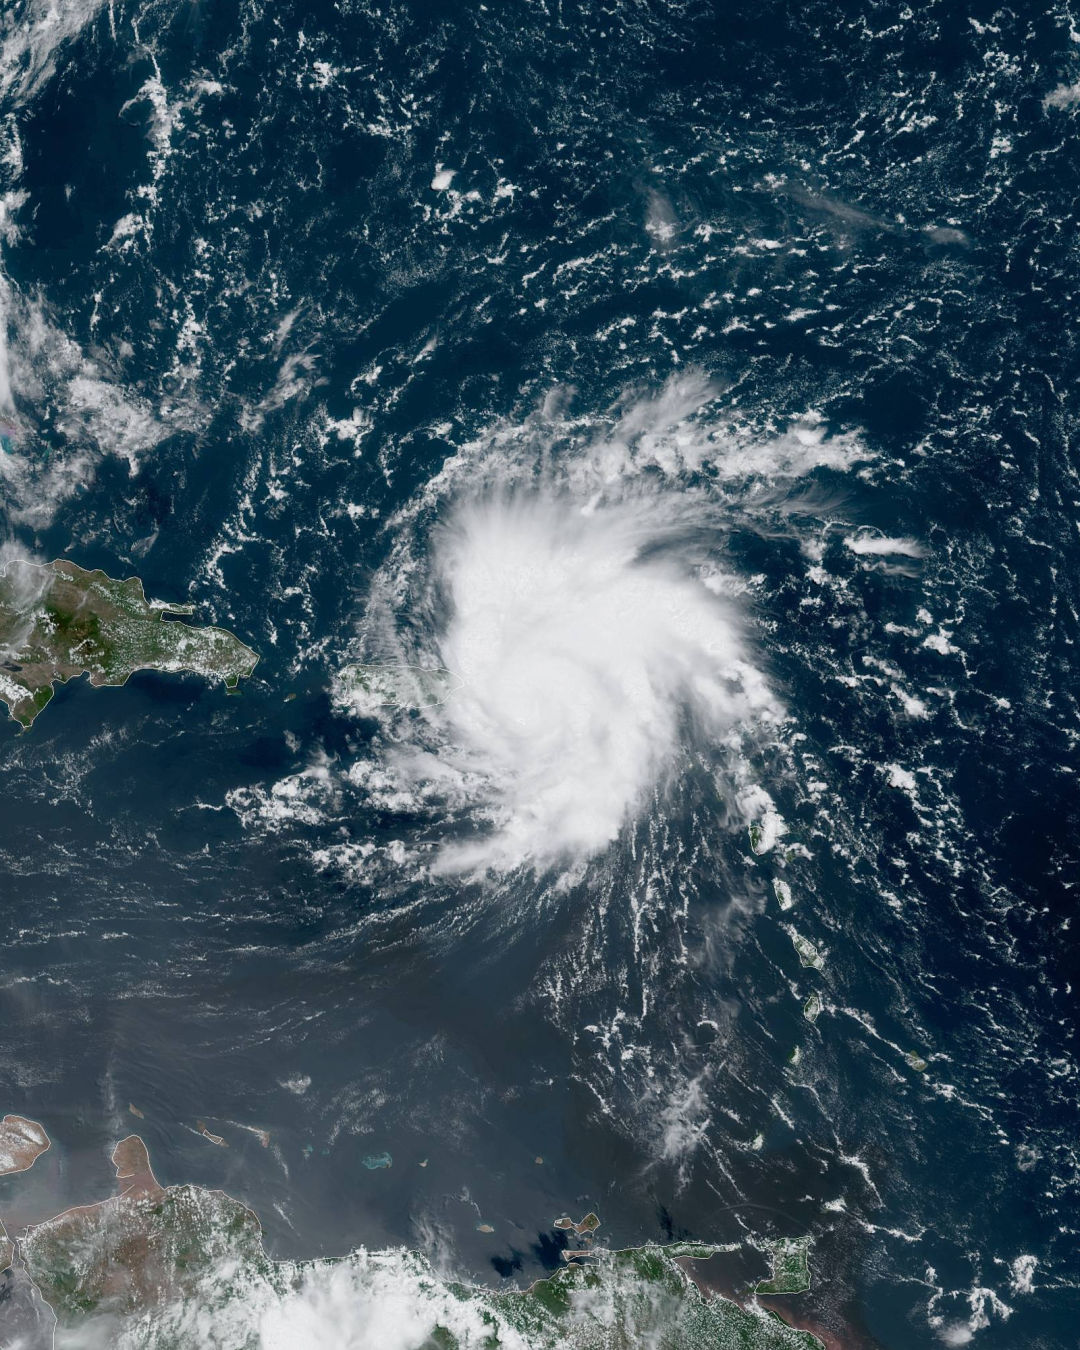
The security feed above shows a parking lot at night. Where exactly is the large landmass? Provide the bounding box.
[9,1133,823,1350]
[0,559,258,728]
[0,1115,51,1276]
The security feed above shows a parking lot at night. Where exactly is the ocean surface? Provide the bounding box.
[1,0,1080,1345]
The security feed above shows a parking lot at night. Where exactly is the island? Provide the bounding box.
[756,1237,812,1296]
[0,559,259,727]
[554,1211,600,1235]
[787,929,825,971]
[13,1133,824,1349]
[334,662,462,713]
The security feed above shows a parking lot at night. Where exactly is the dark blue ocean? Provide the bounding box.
[2,0,1080,1346]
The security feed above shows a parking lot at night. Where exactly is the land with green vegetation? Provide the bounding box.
[787,930,825,971]
[755,1237,812,1296]
[0,1115,51,1281]
[335,662,462,712]
[17,1135,823,1350]
[0,559,258,727]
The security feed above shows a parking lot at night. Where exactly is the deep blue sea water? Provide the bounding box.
[2,0,1080,1346]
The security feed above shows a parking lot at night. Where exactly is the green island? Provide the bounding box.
[755,1237,812,1296]
[16,1136,824,1350]
[0,559,258,727]
[335,662,463,712]
[787,930,825,971]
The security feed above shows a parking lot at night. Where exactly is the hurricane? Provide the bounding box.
[335,377,860,877]
[396,491,777,872]
[3,0,1080,1346]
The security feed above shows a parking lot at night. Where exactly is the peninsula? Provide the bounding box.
[0,1114,50,1175]
[0,1115,50,1277]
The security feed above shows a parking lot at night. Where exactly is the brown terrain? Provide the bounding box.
[0,1114,51,1175]
[0,1115,51,1275]
[18,1133,266,1329]
[111,1135,165,1201]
